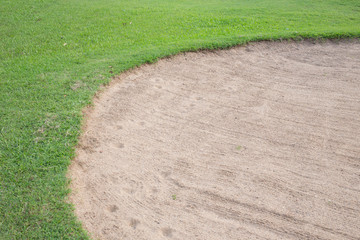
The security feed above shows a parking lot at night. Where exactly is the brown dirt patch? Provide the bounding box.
[69,40,360,240]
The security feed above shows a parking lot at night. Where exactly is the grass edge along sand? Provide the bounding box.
[0,0,359,238]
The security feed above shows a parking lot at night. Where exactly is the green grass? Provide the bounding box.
[0,0,359,238]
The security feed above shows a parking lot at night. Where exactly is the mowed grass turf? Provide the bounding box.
[0,0,359,238]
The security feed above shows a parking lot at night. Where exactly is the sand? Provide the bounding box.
[69,40,360,240]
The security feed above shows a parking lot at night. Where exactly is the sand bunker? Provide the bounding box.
[69,40,360,240]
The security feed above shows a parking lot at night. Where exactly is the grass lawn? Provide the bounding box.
[0,0,359,238]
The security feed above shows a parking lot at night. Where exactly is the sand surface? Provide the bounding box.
[69,40,360,240]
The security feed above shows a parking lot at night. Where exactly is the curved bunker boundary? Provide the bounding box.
[69,40,360,240]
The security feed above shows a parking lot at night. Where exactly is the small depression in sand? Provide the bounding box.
[69,40,360,240]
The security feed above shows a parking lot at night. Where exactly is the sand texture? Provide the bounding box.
[69,40,360,240]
